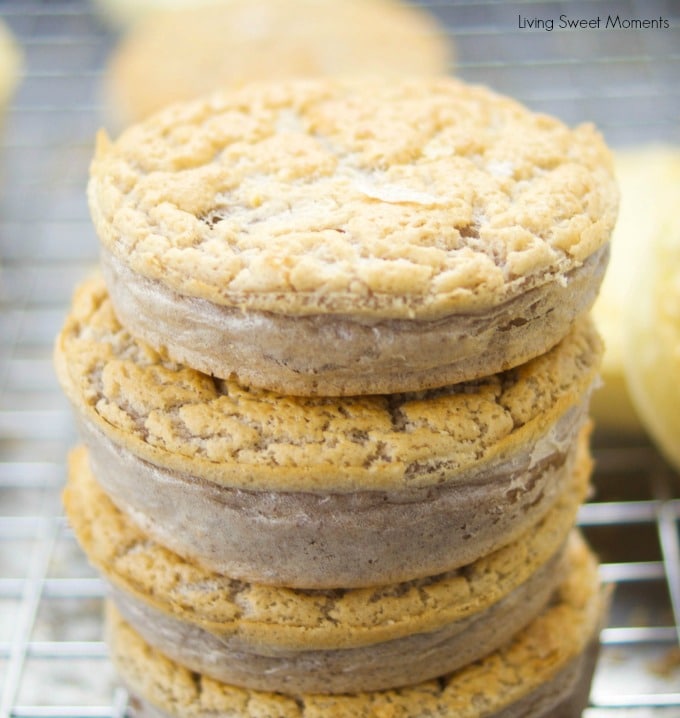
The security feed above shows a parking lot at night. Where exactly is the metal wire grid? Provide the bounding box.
[0,0,678,716]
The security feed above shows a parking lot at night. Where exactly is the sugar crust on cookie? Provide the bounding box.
[89,77,618,320]
[54,276,603,491]
[64,439,590,651]
[106,533,605,718]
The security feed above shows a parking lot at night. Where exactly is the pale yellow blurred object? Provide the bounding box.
[91,0,224,27]
[0,18,22,117]
[103,0,453,130]
[621,147,680,469]
[591,146,680,440]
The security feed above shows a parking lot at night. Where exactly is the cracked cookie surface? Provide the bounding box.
[64,439,590,651]
[106,533,606,717]
[54,276,602,492]
[90,77,617,320]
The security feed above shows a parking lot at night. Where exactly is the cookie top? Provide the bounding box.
[107,532,604,718]
[54,277,602,491]
[104,0,452,126]
[89,76,617,320]
[65,437,589,651]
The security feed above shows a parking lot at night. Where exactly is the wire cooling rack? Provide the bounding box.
[0,1,678,716]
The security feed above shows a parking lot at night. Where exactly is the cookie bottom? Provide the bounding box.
[106,534,608,717]
[102,245,608,396]
[109,542,565,694]
[66,441,590,694]
[125,648,599,718]
[80,400,588,588]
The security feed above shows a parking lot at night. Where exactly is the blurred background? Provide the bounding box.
[0,0,678,716]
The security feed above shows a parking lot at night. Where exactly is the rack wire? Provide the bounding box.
[0,0,678,716]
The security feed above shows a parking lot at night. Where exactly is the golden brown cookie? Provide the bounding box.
[106,533,608,717]
[55,276,602,588]
[64,438,590,693]
[103,0,452,128]
[89,76,616,396]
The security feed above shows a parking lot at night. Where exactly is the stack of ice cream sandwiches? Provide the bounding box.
[56,76,618,718]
